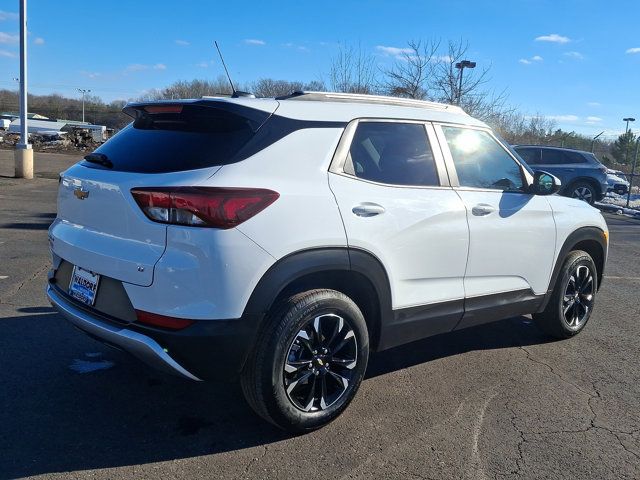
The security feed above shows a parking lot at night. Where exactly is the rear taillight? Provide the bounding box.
[135,310,195,330]
[130,187,279,229]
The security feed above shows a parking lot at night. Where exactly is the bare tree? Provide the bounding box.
[141,77,235,101]
[492,111,558,145]
[381,40,440,99]
[329,44,377,94]
[304,80,327,92]
[431,40,511,121]
[250,78,326,98]
[251,79,301,97]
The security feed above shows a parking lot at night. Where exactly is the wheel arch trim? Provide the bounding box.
[242,247,393,350]
[537,226,607,313]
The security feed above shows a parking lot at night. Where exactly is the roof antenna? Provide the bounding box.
[214,41,254,98]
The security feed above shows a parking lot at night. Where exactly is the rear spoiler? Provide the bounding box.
[123,99,278,133]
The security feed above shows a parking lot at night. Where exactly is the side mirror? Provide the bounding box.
[531,170,561,195]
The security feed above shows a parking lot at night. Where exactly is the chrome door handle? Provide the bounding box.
[471,204,496,216]
[352,203,385,217]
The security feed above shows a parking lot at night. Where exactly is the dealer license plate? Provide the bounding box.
[68,266,100,306]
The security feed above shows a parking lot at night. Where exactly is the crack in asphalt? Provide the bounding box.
[509,347,640,469]
[506,403,526,479]
[519,346,595,398]
[242,444,268,478]
[0,261,49,305]
[336,399,469,480]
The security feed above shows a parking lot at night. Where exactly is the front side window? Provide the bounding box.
[344,122,439,187]
[442,127,524,192]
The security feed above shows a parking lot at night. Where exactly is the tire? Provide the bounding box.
[568,181,597,205]
[241,289,369,433]
[533,250,598,339]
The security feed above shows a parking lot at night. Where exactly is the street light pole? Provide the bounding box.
[626,139,639,208]
[454,60,476,105]
[78,88,91,123]
[624,117,635,134]
[623,117,635,166]
[14,0,33,179]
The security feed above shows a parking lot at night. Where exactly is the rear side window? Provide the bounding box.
[541,149,586,165]
[515,147,541,165]
[344,122,439,187]
[87,104,266,173]
[442,127,524,192]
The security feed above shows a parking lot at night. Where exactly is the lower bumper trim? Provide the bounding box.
[47,285,202,381]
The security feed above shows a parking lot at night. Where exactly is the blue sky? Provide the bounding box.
[0,0,639,138]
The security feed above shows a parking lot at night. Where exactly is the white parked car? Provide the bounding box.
[48,92,609,432]
[606,169,630,195]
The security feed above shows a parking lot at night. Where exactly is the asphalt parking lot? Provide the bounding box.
[1,149,639,480]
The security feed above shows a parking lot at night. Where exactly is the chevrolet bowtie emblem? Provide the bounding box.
[74,187,89,200]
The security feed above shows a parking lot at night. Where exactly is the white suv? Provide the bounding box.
[48,92,609,432]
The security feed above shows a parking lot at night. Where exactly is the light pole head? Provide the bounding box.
[455,60,477,69]
[623,117,635,122]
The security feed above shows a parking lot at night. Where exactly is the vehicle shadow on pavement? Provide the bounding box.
[1,212,56,231]
[367,315,549,379]
[0,312,548,478]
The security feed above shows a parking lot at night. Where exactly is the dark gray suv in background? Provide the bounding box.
[514,145,609,204]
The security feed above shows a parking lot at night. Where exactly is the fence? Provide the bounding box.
[599,172,640,213]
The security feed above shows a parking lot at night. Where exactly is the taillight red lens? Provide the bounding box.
[131,187,279,229]
[135,310,195,330]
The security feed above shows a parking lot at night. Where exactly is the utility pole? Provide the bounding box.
[14,0,33,179]
[78,88,91,123]
[454,60,476,105]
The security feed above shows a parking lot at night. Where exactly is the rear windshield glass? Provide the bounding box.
[85,104,264,173]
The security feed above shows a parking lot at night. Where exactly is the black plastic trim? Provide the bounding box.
[536,226,607,313]
[456,289,544,330]
[243,248,351,316]
[232,115,347,162]
[128,313,261,382]
[378,299,464,351]
[242,247,392,353]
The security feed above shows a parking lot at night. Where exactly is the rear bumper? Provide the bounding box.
[47,282,261,382]
[48,284,202,381]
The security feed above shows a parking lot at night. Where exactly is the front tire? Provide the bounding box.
[533,250,598,339]
[241,289,369,432]
[569,182,597,205]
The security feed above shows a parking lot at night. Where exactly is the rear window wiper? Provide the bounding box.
[84,153,113,169]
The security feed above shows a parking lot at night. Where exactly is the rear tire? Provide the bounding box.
[533,250,598,339]
[241,289,369,433]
